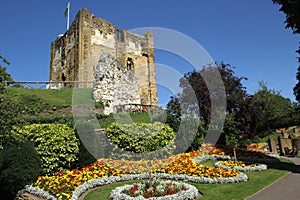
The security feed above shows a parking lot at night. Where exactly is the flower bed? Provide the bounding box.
[72,173,248,200]
[215,161,267,172]
[20,172,248,200]
[193,155,231,163]
[193,152,280,165]
[21,150,250,200]
[109,179,199,200]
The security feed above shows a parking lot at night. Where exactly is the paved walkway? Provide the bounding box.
[246,156,300,200]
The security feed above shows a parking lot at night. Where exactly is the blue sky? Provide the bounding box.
[0,0,299,107]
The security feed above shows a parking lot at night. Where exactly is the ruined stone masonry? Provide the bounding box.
[49,8,158,113]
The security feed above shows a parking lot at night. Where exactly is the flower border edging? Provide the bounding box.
[17,185,57,200]
[215,161,267,172]
[70,173,248,200]
[193,154,280,164]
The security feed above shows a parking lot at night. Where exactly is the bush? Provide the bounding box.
[20,114,74,125]
[18,94,47,115]
[71,122,102,168]
[12,124,79,174]
[105,122,175,159]
[0,93,21,149]
[0,138,42,199]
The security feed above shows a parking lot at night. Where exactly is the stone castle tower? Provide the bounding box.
[49,8,158,111]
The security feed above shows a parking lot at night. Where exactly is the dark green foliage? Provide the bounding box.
[0,138,42,199]
[97,112,152,128]
[71,127,97,169]
[178,62,261,139]
[0,54,13,92]
[273,0,300,102]
[18,94,48,115]
[73,121,104,163]
[165,96,181,132]
[273,0,300,34]
[0,93,21,148]
[253,82,294,131]
[224,114,240,147]
[295,64,300,102]
[20,114,74,125]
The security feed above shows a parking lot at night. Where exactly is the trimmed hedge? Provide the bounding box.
[12,124,79,175]
[105,122,175,159]
[0,138,42,199]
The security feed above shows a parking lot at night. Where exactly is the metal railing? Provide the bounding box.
[114,103,160,113]
[4,81,94,89]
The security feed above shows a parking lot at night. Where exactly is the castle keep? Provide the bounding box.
[49,8,158,113]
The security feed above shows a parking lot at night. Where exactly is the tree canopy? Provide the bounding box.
[0,54,13,92]
[178,62,262,140]
[252,81,294,131]
[273,0,300,101]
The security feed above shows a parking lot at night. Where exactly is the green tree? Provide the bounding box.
[272,0,300,102]
[0,54,13,92]
[165,96,181,132]
[224,114,240,163]
[0,55,20,148]
[178,62,261,139]
[252,81,293,131]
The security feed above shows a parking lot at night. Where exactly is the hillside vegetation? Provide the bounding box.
[7,88,152,127]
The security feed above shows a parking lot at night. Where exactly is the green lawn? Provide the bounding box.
[83,159,292,200]
[8,87,73,107]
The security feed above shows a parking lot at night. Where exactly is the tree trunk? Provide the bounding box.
[233,147,237,163]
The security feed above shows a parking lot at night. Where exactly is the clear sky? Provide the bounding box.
[0,0,299,107]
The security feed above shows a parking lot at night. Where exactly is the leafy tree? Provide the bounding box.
[252,81,293,131]
[165,96,181,132]
[273,0,300,34]
[179,62,248,124]
[272,0,300,101]
[0,54,13,92]
[0,55,21,148]
[224,114,240,163]
[178,62,261,139]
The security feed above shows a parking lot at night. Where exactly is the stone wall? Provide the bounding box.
[93,52,141,114]
[49,8,158,108]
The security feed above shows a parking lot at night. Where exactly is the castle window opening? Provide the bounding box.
[127,57,134,70]
[61,73,66,87]
[116,29,124,42]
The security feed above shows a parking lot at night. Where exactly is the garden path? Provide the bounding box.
[246,156,300,200]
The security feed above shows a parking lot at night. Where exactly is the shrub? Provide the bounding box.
[18,94,47,115]
[105,122,175,159]
[11,124,79,174]
[0,93,21,149]
[71,122,102,168]
[0,138,42,199]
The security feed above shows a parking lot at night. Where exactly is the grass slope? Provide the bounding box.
[8,88,73,107]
